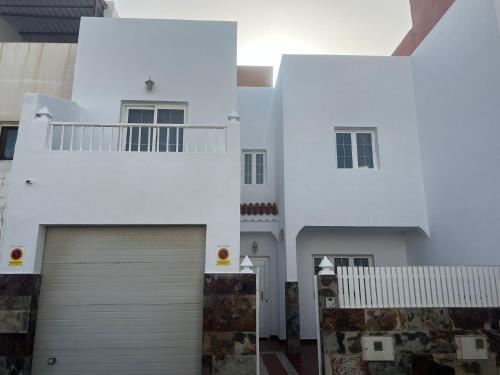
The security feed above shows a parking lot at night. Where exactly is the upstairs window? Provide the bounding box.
[0,126,18,160]
[123,104,186,152]
[242,150,266,185]
[335,129,378,169]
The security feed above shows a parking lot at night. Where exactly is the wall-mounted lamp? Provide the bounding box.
[252,241,258,254]
[145,77,155,91]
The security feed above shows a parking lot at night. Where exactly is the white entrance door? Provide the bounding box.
[244,257,271,338]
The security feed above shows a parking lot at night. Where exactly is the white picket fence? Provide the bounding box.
[336,266,500,308]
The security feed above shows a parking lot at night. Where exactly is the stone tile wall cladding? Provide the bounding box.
[286,281,301,354]
[202,273,257,375]
[0,274,41,375]
[317,275,500,375]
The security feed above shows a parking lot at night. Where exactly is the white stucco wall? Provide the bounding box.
[0,94,241,274]
[277,55,428,280]
[297,227,408,339]
[238,87,276,204]
[0,18,241,274]
[495,0,500,31]
[406,0,500,265]
[72,18,237,125]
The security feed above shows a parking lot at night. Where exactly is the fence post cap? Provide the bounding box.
[319,256,335,275]
[35,106,53,119]
[240,256,254,273]
[319,256,333,268]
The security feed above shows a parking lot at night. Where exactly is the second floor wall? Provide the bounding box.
[276,55,429,234]
[72,18,238,125]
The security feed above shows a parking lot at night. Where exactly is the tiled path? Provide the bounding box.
[260,339,318,375]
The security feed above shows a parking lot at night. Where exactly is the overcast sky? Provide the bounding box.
[112,0,412,75]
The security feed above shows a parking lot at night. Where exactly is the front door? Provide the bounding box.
[244,257,271,338]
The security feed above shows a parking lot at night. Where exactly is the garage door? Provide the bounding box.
[32,226,205,375]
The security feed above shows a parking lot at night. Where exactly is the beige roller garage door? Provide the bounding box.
[32,226,205,375]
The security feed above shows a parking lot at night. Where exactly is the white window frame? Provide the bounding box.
[334,128,379,169]
[242,150,266,185]
[313,255,374,275]
[121,103,188,124]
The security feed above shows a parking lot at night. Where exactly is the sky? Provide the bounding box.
[111,0,412,77]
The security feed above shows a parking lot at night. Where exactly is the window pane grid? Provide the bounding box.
[256,153,264,184]
[244,154,252,184]
[335,130,376,169]
[126,107,185,152]
[242,151,266,185]
[356,133,374,168]
[336,132,353,169]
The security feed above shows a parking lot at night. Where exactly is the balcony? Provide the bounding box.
[47,122,228,153]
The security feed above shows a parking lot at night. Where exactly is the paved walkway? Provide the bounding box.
[259,339,318,375]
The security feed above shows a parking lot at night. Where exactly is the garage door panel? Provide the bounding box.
[42,262,204,274]
[38,303,202,316]
[34,333,202,348]
[32,357,200,375]
[32,226,205,375]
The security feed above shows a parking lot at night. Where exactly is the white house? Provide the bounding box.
[0,0,499,373]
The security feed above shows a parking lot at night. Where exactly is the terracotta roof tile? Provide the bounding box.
[240,203,278,216]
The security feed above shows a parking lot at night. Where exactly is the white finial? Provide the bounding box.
[318,256,335,275]
[35,106,53,119]
[240,255,254,273]
[228,111,240,122]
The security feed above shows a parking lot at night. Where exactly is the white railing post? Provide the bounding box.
[240,256,254,274]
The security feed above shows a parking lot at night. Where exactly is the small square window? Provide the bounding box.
[242,150,266,185]
[334,128,378,169]
[373,341,383,351]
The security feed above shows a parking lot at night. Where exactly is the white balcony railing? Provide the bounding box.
[335,266,500,309]
[47,122,227,153]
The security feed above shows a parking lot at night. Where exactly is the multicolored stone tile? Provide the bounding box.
[202,274,257,375]
[323,309,365,333]
[401,308,451,330]
[286,281,300,354]
[233,332,256,355]
[327,354,368,375]
[316,276,500,375]
[365,309,401,331]
[449,308,490,330]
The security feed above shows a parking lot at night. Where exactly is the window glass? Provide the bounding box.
[336,132,353,168]
[128,109,154,124]
[242,151,266,185]
[356,133,374,168]
[354,258,370,267]
[335,129,377,169]
[256,153,264,184]
[157,109,184,124]
[157,109,184,151]
[126,107,185,152]
[244,154,252,184]
[0,127,18,160]
[313,257,322,276]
